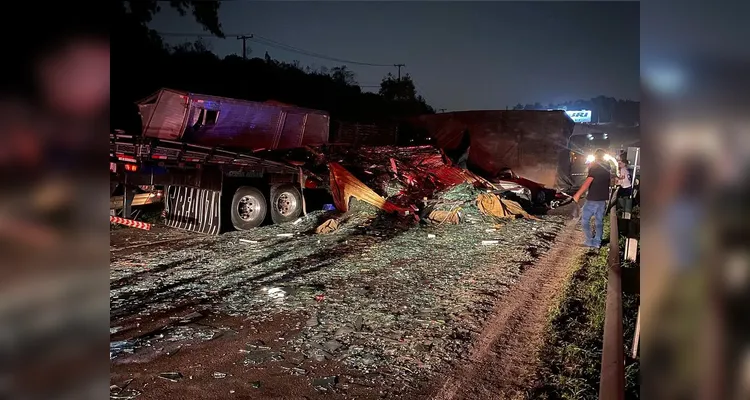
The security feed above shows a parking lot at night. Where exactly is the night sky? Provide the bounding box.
[150,1,639,111]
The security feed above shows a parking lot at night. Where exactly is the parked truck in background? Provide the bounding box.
[110,88,330,234]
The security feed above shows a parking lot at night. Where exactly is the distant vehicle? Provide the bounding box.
[110,88,330,234]
[568,131,616,186]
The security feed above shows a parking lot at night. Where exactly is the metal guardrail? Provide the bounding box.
[598,191,625,400]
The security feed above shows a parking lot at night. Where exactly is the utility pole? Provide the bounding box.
[237,34,253,60]
[393,63,405,80]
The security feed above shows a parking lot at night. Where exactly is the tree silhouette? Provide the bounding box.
[115,0,223,37]
[379,73,418,101]
[172,38,213,55]
[330,65,357,86]
[507,96,639,125]
[112,0,436,132]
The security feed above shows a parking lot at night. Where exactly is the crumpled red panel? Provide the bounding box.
[328,162,408,213]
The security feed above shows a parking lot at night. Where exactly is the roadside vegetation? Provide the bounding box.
[528,220,640,399]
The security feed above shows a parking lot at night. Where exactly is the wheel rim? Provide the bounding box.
[275,192,298,217]
[237,194,263,221]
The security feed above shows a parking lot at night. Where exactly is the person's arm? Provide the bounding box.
[572,176,594,203]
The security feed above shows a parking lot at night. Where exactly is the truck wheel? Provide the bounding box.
[270,184,302,224]
[230,186,267,230]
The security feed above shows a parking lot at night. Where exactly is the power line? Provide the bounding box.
[250,35,393,67]
[157,31,397,68]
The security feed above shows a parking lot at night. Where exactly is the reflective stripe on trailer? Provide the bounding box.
[109,216,152,230]
[164,186,221,234]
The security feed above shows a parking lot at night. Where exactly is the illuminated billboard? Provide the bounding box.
[565,110,592,123]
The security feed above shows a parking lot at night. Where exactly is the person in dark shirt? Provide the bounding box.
[572,149,613,248]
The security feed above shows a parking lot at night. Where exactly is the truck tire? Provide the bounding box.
[269,184,303,224]
[230,186,267,230]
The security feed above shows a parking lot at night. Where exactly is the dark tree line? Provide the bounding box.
[512,95,640,126]
[113,0,434,132]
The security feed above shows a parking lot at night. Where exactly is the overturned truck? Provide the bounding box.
[110,88,330,233]
[111,90,577,235]
[405,110,576,190]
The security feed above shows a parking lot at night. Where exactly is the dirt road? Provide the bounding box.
[110,207,582,399]
[431,218,584,399]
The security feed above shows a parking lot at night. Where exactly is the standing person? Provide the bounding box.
[617,152,633,198]
[572,148,613,249]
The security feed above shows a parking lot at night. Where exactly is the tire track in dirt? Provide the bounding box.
[432,218,584,400]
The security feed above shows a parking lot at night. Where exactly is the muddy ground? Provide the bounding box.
[110,203,581,399]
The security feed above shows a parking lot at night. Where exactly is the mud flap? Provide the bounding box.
[164,186,222,234]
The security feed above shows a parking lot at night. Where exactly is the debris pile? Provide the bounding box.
[110,143,571,397]
[327,145,493,208]
[315,145,534,225]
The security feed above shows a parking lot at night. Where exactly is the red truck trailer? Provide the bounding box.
[110,88,330,234]
[405,110,576,190]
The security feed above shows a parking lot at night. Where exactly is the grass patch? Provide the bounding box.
[528,219,640,399]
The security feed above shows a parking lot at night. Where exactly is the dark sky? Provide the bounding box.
[151,1,639,111]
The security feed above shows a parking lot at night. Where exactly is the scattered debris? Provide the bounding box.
[158,372,183,382]
[110,340,135,359]
[354,316,364,331]
[312,376,339,391]
[315,218,339,234]
[265,287,286,301]
[427,209,462,224]
[110,379,139,399]
[324,339,343,352]
[110,143,574,397]
[178,311,203,324]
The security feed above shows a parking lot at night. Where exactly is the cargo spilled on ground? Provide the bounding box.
[110,195,583,399]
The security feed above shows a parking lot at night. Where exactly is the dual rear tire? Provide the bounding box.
[229,184,302,230]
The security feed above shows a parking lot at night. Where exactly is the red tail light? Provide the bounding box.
[124,164,138,172]
[305,178,320,189]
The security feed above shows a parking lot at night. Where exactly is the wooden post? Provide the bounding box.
[299,167,307,216]
[631,306,640,358]
[599,209,625,400]
[122,175,134,219]
[625,238,638,262]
